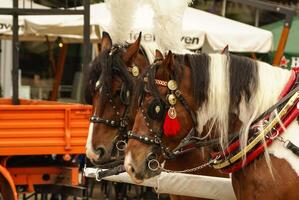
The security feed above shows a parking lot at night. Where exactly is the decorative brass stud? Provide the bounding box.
[95,80,100,88]
[131,65,139,77]
[155,105,161,113]
[126,90,130,98]
[168,94,177,106]
[167,80,177,91]
[168,107,177,119]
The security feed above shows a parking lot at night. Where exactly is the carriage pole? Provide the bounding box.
[272,14,294,66]
[12,0,19,105]
[81,0,91,103]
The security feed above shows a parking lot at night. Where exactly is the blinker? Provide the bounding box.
[147,99,165,121]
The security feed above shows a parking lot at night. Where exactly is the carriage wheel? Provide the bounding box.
[0,174,15,200]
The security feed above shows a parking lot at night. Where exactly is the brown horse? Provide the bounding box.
[124,51,299,200]
[85,31,149,165]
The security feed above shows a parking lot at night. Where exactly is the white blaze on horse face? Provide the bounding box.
[124,151,144,184]
[124,151,133,172]
[86,80,103,160]
[124,151,136,180]
[269,120,299,176]
[85,114,99,160]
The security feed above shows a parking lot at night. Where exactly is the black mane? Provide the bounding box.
[84,45,133,105]
[229,54,258,114]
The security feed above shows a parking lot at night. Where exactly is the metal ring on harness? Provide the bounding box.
[116,140,127,151]
[148,159,160,171]
[95,168,105,181]
[265,126,279,140]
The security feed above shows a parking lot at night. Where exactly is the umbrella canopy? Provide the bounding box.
[262,16,299,55]
[0,0,50,41]
[24,3,273,52]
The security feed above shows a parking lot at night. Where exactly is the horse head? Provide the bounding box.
[124,50,204,182]
[85,31,149,165]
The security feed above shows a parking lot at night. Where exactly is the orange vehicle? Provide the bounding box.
[0,98,91,199]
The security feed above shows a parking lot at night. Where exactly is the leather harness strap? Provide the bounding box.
[212,91,299,171]
[212,68,299,173]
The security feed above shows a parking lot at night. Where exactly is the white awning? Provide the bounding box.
[1,2,273,52]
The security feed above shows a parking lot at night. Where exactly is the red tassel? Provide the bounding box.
[163,110,180,137]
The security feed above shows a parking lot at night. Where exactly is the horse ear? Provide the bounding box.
[101,31,112,52]
[155,49,164,60]
[163,50,174,72]
[122,32,142,63]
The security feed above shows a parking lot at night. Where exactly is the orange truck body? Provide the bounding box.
[0,98,92,156]
[0,98,92,198]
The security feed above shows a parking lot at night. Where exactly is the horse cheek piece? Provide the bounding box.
[163,80,180,137]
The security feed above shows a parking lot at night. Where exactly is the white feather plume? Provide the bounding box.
[149,0,192,53]
[105,0,140,43]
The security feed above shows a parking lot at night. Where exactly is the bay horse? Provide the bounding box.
[124,51,299,199]
[85,31,149,165]
[84,33,229,199]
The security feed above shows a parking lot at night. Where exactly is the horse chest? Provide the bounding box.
[268,120,299,176]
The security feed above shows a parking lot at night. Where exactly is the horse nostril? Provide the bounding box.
[95,146,106,157]
[129,164,135,174]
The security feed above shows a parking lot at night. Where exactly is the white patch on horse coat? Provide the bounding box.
[237,61,298,175]
[238,61,291,151]
[269,120,299,176]
[239,61,291,126]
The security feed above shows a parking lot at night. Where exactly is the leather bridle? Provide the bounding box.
[127,60,213,160]
[89,45,149,166]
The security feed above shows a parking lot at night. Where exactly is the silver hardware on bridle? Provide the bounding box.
[116,140,127,151]
[148,159,160,171]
